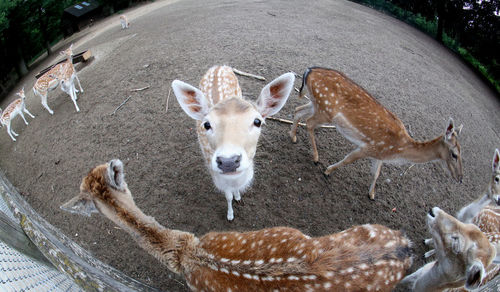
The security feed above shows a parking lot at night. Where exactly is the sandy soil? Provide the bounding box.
[0,0,499,290]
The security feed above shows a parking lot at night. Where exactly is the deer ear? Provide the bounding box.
[465,261,485,290]
[107,159,126,190]
[60,193,98,217]
[172,80,209,120]
[493,149,500,172]
[445,117,455,140]
[256,72,295,118]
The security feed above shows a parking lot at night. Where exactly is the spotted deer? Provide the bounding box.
[400,207,499,292]
[119,15,129,29]
[0,88,35,141]
[61,159,413,291]
[172,66,294,221]
[33,45,83,114]
[290,67,463,199]
[424,150,500,270]
[457,149,500,226]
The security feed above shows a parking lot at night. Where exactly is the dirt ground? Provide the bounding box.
[1,0,499,290]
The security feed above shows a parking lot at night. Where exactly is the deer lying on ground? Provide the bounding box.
[33,44,84,114]
[290,67,463,199]
[424,149,500,260]
[400,207,499,292]
[0,88,35,141]
[119,15,129,29]
[61,159,413,291]
[172,65,294,221]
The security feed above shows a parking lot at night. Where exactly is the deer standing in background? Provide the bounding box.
[0,88,35,141]
[400,207,499,291]
[290,67,463,199]
[33,45,84,114]
[120,15,129,29]
[172,65,294,221]
[61,159,413,291]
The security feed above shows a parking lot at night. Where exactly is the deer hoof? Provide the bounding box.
[235,199,244,206]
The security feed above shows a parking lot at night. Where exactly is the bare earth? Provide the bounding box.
[0,0,499,290]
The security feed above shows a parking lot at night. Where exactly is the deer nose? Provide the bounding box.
[216,155,241,173]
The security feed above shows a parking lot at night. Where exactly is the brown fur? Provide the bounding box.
[75,160,413,291]
[290,67,463,199]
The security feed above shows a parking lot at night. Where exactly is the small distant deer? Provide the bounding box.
[290,67,463,199]
[0,88,35,141]
[33,44,84,114]
[172,66,294,221]
[61,159,413,291]
[119,15,129,29]
[400,207,499,291]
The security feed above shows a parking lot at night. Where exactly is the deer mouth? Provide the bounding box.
[221,170,242,176]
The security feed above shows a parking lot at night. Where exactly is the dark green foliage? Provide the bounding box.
[351,0,500,94]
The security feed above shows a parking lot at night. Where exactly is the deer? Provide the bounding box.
[172,65,294,221]
[33,44,84,114]
[61,159,413,291]
[290,67,463,200]
[424,149,500,260]
[0,88,35,141]
[119,15,129,29]
[400,207,499,292]
[457,149,500,226]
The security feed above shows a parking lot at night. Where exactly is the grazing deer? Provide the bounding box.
[119,15,129,29]
[61,159,413,291]
[400,207,499,292]
[33,45,83,114]
[172,66,294,221]
[290,67,463,199]
[0,88,35,141]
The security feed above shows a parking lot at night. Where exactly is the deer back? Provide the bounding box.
[303,67,416,154]
[185,224,412,291]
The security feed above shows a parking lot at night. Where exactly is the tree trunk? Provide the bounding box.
[436,0,445,43]
[15,44,28,77]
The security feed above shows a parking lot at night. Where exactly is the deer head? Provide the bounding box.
[60,159,130,220]
[443,118,463,183]
[427,207,496,290]
[490,149,500,205]
[15,87,25,99]
[172,72,294,177]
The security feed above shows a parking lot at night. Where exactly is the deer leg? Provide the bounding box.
[18,112,28,125]
[69,83,80,112]
[305,116,322,163]
[6,123,16,141]
[41,94,54,115]
[368,160,383,200]
[424,249,436,258]
[290,102,313,143]
[75,74,83,93]
[325,148,364,175]
[23,107,35,118]
[225,191,234,221]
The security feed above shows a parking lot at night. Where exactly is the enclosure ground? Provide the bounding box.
[0,0,499,290]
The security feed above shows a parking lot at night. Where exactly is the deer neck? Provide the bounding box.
[401,136,445,164]
[98,189,197,274]
[413,261,463,292]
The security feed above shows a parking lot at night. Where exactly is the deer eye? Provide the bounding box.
[203,121,211,130]
[451,152,458,160]
[253,118,262,128]
[495,176,500,183]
